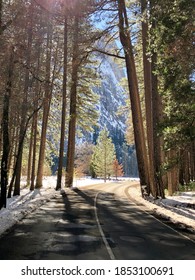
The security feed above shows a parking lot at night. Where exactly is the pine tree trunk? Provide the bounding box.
[13,8,33,196]
[117,0,149,190]
[30,109,38,191]
[36,19,60,189]
[13,87,29,196]
[167,150,174,195]
[35,17,52,189]
[150,0,165,198]
[184,150,190,185]
[27,121,34,186]
[35,94,50,189]
[0,0,2,35]
[8,122,19,186]
[56,17,68,190]
[151,52,164,198]
[7,121,16,174]
[30,34,41,191]
[0,47,14,208]
[179,151,185,186]
[167,149,179,195]
[65,18,79,188]
[141,0,156,196]
[190,141,195,182]
[8,114,32,197]
[0,123,2,158]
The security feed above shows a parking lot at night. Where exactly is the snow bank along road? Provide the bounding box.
[0,181,194,260]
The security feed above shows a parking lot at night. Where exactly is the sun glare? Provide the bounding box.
[34,0,80,13]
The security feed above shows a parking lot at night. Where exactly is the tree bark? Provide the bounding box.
[141,0,156,196]
[8,111,35,197]
[13,86,29,195]
[0,0,2,33]
[65,18,79,188]
[13,3,34,196]
[150,0,165,198]
[0,122,2,158]
[27,121,34,186]
[0,47,14,208]
[30,32,41,191]
[35,15,52,189]
[117,0,149,190]
[30,111,38,191]
[168,149,179,195]
[56,17,68,190]
[190,141,195,182]
[184,150,190,185]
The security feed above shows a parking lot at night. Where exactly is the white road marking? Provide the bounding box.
[94,192,116,260]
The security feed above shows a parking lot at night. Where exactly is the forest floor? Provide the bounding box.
[0,176,195,237]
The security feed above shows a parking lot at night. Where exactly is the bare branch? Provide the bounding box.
[93,47,125,59]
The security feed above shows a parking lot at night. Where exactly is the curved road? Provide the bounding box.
[0,182,194,260]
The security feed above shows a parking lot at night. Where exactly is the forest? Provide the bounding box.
[0,0,194,209]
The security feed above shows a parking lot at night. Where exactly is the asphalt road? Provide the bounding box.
[0,182,195,260]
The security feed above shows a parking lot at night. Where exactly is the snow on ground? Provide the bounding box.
[128,184,195,232]
[0,177,105,237]
[0,177,194,237]
[0,179,55,237]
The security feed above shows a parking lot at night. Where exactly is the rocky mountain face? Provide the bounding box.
[95,54,127,137]
[81,53,138,177]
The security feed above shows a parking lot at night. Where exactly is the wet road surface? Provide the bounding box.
[0,182,195,260]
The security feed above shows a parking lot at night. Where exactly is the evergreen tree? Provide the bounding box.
[91,128,115,182]
[149,0,195,194]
